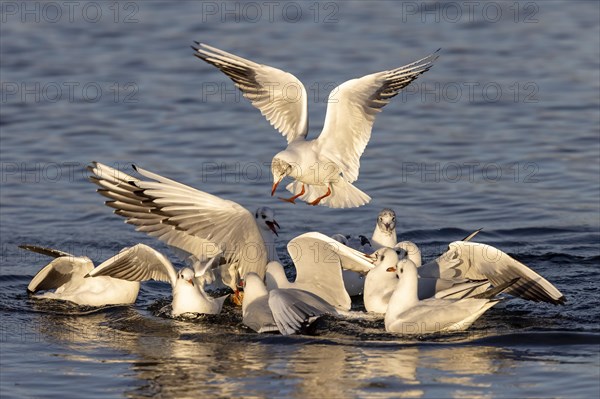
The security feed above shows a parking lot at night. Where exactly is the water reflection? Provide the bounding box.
[16,299,596,398]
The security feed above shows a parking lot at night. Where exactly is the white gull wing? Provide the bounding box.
[86,244,177,287]
[421,241,566,305]
[21,245,93,293]
[287,232,355,310]
[193,43,308,144]
[292,232,374,274]
[268,288,336,335]
[386,297,500,334]
[88,162,268,288]
[316,51,438,183]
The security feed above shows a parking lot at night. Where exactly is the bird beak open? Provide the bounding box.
[266,220,280,236]
[271,176,284,196]
[386,267,397,273]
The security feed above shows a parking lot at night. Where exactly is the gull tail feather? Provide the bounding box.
[286,179,370,208]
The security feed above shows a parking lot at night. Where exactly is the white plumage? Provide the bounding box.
[88,162,280,293]
[193,43,438,208]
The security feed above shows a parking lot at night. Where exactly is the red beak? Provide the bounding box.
[266,220,280,236]
[271,176,283,196]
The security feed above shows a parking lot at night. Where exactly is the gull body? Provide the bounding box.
[22,245,140,307]
[384,258,503,334]
[194,43,438,208]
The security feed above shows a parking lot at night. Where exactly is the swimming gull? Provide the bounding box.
[22,244,140,307]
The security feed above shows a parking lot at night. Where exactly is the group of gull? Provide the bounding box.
[23,44,565,336]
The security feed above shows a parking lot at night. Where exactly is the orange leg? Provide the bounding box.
[278,184,305,204]
[309,186,332,206]
[232,289,244,306]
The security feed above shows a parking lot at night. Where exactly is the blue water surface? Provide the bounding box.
[1,1,599,398]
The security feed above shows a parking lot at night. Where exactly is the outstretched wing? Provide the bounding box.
[88,162,267,287]
[86,244,177,287]
[20,245,93,293]
[193,43,308,143]
[317,51,439,182]
[268,289,336,335]
[287,232,361,310]
[422,241,566,305]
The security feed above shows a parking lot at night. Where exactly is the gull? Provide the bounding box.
[331,208,398,295]
[326,228,485,301]
[88,162,281,303]
[193,43,438,208]
[266,232,353,310]
[369,208,398,249]
[332,208,397,252]
[87,243,228,316]
[363,247,489,313]
[419,241,566,305]
[242,273,336,335]
[22,244,140,307]
[384,256,517,334]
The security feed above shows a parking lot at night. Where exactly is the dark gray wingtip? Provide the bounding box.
[18,245,73,258]
[462,228,483,242]
[472,277,520,299]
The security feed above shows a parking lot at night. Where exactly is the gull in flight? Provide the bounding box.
[193,43,438,208]
[22,244,141,307]
[87,244,228,316]
[384,255,517,334]
[88,162,281,303]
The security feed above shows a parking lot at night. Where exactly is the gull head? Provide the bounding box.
[255,206,280,236]
[270,157,293,196]
[177,268,196,286]
[386,257,418,278]
[371,247,399,268]
[376,208,396,234]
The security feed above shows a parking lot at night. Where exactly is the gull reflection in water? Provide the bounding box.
[32,304,515,398]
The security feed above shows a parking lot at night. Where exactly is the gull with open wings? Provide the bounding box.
[193,43,438,208]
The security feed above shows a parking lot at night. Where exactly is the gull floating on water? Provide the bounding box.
[88,162,281,302]
[22,245,140,307]
[193,43,438,208]
[87,244,227,316]
[384,256,516,334]
[363,247,490,313]
[243,273,336,335]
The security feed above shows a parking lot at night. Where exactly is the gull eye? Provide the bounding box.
[400,268,404,273]
[380,255,385,261]
[262,215,266,219]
